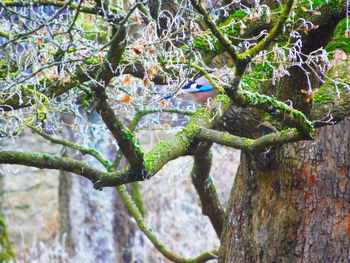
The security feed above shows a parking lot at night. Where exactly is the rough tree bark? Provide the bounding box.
[220,116,350,262]
[218,18,349,263]
[219,7,350,262]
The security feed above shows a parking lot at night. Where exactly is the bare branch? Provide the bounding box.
[0,0,74,48]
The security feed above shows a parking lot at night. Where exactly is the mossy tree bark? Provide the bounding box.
[219,9,349,262]
[220,117,350,262]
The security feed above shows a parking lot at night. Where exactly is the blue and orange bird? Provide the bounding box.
[181,75,219,104]
[161,68,232,104]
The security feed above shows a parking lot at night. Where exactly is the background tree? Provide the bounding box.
[0,0,349,262]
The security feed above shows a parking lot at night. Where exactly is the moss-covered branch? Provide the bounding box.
[0,151,110,182]
[92,23,145,169]
[129,108,194,131]
[190,63,225,93]
[1,68,90,111]
[144,95,232,173]
[126,107,195,215]
[191,142,225,238]
[117,185,218,263]
[0,30,9,39]
[94,92,145,168]
[113,108,194,167]
[236,0,295,62]
[196,127,303,152]
[190,0,239,64]
[30,126,111,169]
[224,87,315,138]
[92,94,233,188]
[18,125,216,262]
[71,132,217,263]
[194,0,347,66]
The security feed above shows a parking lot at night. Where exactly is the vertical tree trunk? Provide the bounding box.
[220,117,350,262]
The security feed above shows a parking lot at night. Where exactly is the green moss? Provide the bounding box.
[132,182,145,217]
[144,141,177,171]
[186,107,212,127]
[221,134,235,143]
[75,13,109,43]
[280,128,294,135]
[193,34,222,51]
[241,90,314,135]
[86,57,101,65]
[298,0,341,9]
[123,129,144,157]
[216,94,231,104]
[243,137,254,144]
[0,216,15,261]
[314,85,335,104]
[144,125,202,172]
[314,79,349,104]
[326,19,350,55]
[181,125,201,141]
[191,9,250,51]
[0,252,12,262]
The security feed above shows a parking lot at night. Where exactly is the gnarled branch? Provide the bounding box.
[195,127,304,152]
[191,141,225,238]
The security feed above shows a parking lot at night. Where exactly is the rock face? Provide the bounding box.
[1,129,240,262]
[1,132,61,262]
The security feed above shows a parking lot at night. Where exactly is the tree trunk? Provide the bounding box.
[220,117,350,262]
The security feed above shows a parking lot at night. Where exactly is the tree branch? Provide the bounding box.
[30,126,111,169]
[190,63,225,93]
[92,21,145,168]
[191,141,225,238]
[0,136,218,263]
[93,92,145,169]
[128,108,195,131]
[1,68,91,111]
[196,127,304,152]
[116,107,194,215]
[196,0,347,68]
[224,88,315,139]
[236,0,295,62]
[0,151,109,182]
[117,185,218,263]
[92,94,233,188]
[1,0,74,48]
[190,0,239,65]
